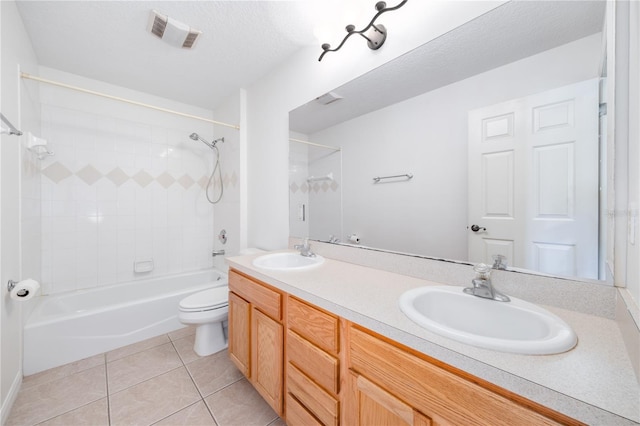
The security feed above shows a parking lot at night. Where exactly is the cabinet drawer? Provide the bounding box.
[286,393,323,426]
[229,270,281,320]
[287,329,339,394]
[288,296,338,354]
[287,363,338,426]
[349,326,565,426]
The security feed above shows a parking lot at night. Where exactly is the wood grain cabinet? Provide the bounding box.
[345,325,581,426]
[285,297,340,426]
[228,269,581,426]
[228,270,283,416]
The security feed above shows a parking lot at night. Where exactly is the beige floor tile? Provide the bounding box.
[172,334,201,364]
[154,401,216,426]
[109,367,201,426]
[106,334,171,363]
[6,365,106,426]
[205,379,277,426]
[186,350,243,397]
[107,342,183,394]
[267,418,286,426]
[168,325,196,341]
[37,398,109,426]
[23,353,105,390]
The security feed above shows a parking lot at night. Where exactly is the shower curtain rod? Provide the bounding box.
[20,72,240,131]
[289,137,341,151]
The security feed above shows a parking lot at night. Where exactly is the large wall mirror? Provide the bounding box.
[289,1,609,283]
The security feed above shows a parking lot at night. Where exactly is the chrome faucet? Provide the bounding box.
[294,237,316,257]
[463,263,510,302]
[492,254,507,270]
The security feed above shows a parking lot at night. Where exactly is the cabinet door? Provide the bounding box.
[252,308,284,415]
[350,372,432,426]
[228,292,251,377]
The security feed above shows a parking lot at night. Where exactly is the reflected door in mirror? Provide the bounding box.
[468,79,599,279]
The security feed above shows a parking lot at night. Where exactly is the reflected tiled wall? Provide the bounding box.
[39,104,230,295]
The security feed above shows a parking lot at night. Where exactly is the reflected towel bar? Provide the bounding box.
[307,172,334,182]
[1,113,23,136]
[373,173,413,183]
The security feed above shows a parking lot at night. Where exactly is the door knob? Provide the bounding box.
[469,224,487,232]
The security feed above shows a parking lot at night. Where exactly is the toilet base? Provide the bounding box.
[193,321,228,356]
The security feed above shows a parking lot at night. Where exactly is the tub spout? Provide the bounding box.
[212,250,226,257]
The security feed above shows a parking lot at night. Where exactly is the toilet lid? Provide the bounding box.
[180,286,229,311]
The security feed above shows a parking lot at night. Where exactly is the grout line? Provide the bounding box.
[148,400,204,426]
[104,355,112,425]
[108,364,185,397]
[202,400,219,426]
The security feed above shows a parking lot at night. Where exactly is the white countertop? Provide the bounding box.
[228,251,640,425]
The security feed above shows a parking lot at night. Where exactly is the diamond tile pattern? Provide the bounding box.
[177,174,195,189]
[289,179,339,194]
[106,168,130,186]
[156,172,176,189]
[42,162,73,183]
[132,170,154,188]
[39,162,225,191]
[76,165,103,185]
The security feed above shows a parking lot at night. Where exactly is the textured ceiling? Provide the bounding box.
[290,0,606,134]
[15,1,323,110]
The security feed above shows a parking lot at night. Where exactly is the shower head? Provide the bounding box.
[189,133,224,149]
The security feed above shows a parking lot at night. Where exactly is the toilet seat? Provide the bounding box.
[179,286,228,312]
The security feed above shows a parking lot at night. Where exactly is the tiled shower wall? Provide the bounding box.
[38,69,234,295]
[289,138,341,242]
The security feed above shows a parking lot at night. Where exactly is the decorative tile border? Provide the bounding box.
[42,161,238,190]
[289,180,339,194]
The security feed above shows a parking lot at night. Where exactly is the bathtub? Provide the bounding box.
[23,269,227,376]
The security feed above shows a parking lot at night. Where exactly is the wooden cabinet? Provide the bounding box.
[228,292,250,376]
[347,371,432,426]
[228,268,580,426]
[228,270,283,416]
[345,325,580,426]
[286,296,340,426]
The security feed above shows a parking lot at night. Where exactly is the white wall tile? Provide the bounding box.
[39,83,229,294]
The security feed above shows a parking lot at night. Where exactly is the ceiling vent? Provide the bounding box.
[315,92,343,106]
[147,10,202,49]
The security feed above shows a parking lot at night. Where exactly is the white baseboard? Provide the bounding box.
[0,371,22,425]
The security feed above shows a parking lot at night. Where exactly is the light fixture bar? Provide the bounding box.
[318,0,408,62]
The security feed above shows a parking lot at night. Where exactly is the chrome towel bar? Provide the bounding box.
[373,173,413,183]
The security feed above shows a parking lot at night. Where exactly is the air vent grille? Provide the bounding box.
[147,10,201,49]
[149,11,168,39]
[183,31,201,49]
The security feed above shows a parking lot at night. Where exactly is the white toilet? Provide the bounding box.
[178,286,229,356]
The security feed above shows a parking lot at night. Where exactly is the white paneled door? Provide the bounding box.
[468,79,599,279]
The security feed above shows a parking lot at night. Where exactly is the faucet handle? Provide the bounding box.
[473,263,491,279]
[492,254,507,270]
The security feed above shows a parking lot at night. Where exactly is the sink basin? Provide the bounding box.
[252,252,325,271]
[399,286,577,355]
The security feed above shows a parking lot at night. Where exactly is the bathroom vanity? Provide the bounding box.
[227,252,640,425]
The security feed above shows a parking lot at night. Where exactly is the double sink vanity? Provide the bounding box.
[226,246,640,425]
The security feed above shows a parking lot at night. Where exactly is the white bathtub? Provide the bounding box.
[24,269,227,375]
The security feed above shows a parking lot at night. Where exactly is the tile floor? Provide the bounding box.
[7,327,285,426]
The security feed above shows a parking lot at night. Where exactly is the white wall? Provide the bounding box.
[211,90,244,269]
[245,1,505,250]
[37,67,220,294]
[626,2,640,306]
[308,34,602,260]
[0,0,40,421]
